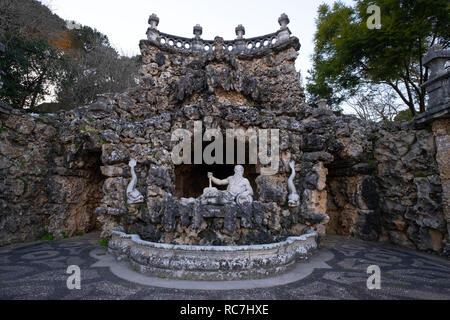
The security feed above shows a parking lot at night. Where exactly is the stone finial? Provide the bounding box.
[235,24,245,39]
[278,13,290,28]
[213,36,224,54]
[148,13,159,29]
[276,13,291,41]
[146,14,160,42]
[317,98,328,109]
[191,25,203,51]
[193,24,203,39]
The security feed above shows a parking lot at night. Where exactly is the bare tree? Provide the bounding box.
[1,0,140,110]
[347,84,404,123]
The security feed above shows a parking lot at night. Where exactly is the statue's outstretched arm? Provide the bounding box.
[211,176,228,185]
[207,172,228,185]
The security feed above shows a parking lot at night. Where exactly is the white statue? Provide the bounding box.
[205,165,253,205]
[288,161,300,207]
[126,158,144,204]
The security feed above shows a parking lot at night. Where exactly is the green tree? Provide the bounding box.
[0,0,139,111]
[0,0,69,109]
[307,0,450,115]
[56,26,140,108]
[0,36,68,109]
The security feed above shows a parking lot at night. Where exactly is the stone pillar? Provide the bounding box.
[415,44,450,254]
[432,119,450,252]
[301,161,329,236]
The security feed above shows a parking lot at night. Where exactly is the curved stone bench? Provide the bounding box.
[108,227,318,280]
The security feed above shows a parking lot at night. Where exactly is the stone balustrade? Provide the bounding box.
[146,13,294,55]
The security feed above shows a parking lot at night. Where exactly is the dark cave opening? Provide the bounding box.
[174,139,259,198]
[77,150,104,232]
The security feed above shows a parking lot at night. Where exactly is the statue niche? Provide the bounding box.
[174,137,258,200]
[201,165,253,205]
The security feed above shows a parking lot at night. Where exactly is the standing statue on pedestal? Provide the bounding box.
[202,165,253,205]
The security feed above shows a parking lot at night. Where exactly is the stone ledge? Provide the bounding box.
[414,102,450,124]
[108,227,318,280]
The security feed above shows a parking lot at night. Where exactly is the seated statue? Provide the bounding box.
[202,165,253,205]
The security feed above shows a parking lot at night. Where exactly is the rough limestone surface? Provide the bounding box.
[0,23,447,256]
[431,119,450,255]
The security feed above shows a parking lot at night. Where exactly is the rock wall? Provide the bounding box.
[0,105,104,245]
[432,119,450,256]
[375,123,446,253]
[325,121,447,255]
[92,35,334,246]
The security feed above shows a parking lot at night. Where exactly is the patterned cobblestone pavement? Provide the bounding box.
[0,232,449,300]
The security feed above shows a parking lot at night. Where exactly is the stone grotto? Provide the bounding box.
[0,13,449,279]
